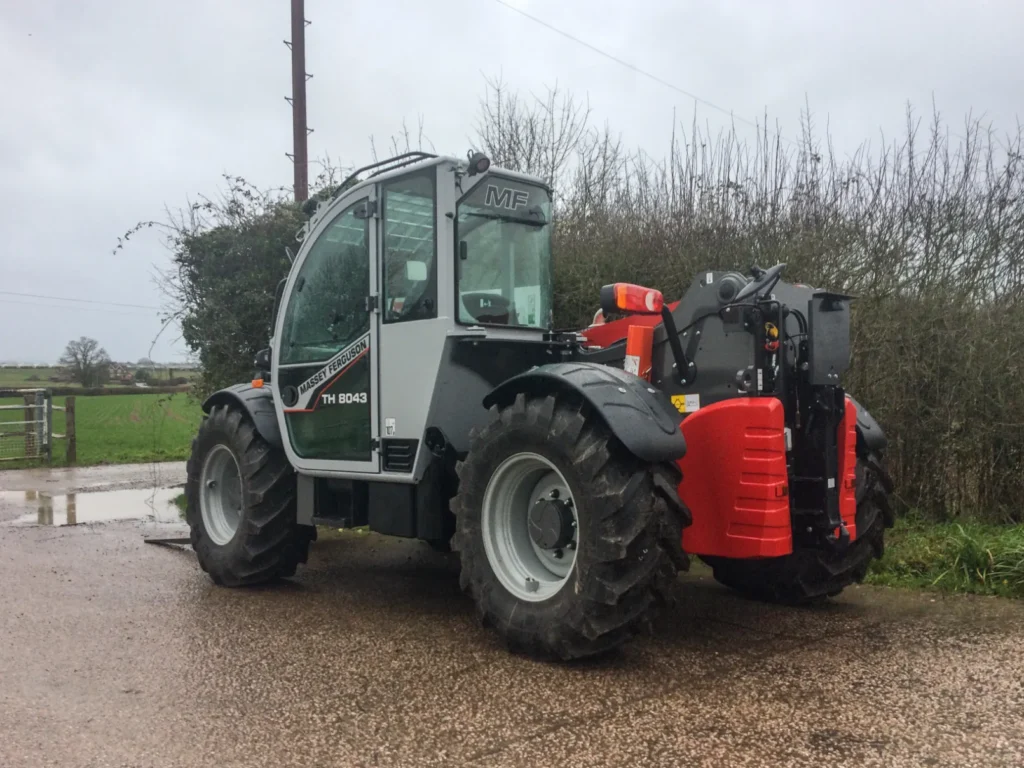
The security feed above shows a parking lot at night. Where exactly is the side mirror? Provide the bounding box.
[525,205,547,225]
[599,283,664,316]
[254,347,271,370]
[406,260,428,282]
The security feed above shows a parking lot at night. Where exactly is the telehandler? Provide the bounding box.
[185,151,893,659]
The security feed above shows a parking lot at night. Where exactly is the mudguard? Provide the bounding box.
[847,395,887,454]
[483,362,686,463]
[202,383,283,450]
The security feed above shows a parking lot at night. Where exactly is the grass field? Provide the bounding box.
[0,367,199,390]
[0,367,60,388]
[0,393,203,466]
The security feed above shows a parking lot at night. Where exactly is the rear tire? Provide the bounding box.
[450,392,691,660]
[701,451,894,604]
[185,404,314,586]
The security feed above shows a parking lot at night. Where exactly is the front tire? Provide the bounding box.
[701,451,894,604]
[450,392,691,660]
[185,404,314,586]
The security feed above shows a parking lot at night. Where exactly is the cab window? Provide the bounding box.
[455,179,552,329]
[279,199,369,365]
[382,171,437,323]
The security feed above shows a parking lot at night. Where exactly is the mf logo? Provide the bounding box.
[484,184,530,211]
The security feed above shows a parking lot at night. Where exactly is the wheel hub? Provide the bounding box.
[528,493,575,550]
[480,452,580,602]
[199,443,243,546]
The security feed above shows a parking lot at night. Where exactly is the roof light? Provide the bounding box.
[467,151,491,176]
[599,283,664,316]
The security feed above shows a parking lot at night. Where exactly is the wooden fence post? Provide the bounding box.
[65,396,77,464]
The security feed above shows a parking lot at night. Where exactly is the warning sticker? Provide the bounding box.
[384,418,396,437]
[624,355,640,376]
[670,394,701,413]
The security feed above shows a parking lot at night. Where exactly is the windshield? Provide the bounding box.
[456,178,552,329]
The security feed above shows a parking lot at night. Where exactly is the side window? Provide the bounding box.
[381,172,436,323]
[280,199,369,365]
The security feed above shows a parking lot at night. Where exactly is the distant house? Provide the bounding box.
[109,363,133,384]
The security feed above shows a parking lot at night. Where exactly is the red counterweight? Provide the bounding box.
[678,398,793,558]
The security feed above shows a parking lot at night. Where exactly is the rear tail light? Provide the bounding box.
[600,283,664,315]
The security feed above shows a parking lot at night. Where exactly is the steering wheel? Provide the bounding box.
[461,292,514,324]
[733,263,787,302]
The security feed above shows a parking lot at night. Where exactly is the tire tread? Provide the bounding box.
[450,393,691,660]
[184,404,312,587]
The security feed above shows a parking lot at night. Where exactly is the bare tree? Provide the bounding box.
[474,75,591,189]
[59,337,111,388]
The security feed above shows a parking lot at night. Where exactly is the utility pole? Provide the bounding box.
[285,0,311,202]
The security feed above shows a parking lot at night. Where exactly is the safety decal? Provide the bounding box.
[671,393,701,414]
[285,332,370,412]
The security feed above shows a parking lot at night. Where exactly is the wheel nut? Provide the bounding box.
[206,480,217,489]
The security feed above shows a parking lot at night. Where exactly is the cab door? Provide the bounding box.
[271,190,380,474]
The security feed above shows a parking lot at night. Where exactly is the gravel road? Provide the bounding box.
[1,463,1021,767]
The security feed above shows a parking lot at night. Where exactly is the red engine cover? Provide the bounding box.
[678,398,793,558]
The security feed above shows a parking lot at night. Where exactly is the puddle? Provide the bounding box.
[0,487,184,527]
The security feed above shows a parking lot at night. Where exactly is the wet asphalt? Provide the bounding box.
[1,464,1022,767]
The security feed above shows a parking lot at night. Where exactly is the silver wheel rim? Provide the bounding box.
[199,444,243,546]
[481,452,579,602]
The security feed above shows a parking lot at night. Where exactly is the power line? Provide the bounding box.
[0,298,160,317]
[488,0,796,147]
[0,290,160,310]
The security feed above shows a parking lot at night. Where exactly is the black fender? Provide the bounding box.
[847,395,887,455]
[483,362,686,463]
[202,383,283,450]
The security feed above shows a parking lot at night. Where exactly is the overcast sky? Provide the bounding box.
[1,0,1020,363]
